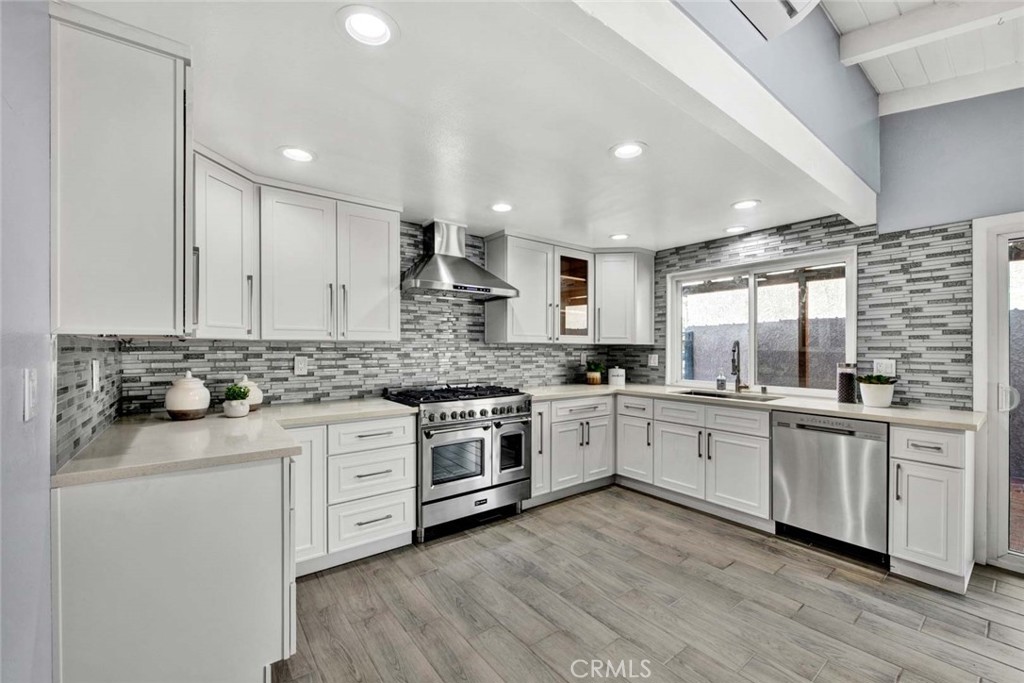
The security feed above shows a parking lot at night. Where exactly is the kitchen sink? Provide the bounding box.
[673,389,784,402]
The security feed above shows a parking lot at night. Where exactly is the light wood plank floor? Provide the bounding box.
[273,486,1024,683]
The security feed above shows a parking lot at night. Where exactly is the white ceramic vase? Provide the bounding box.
[164,371,211,421]
[223,400,250,418]
[859,383,895,408]
[237,375,264,410]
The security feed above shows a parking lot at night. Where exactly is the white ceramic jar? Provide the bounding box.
[237,375,264,410]
[164,371,211,421]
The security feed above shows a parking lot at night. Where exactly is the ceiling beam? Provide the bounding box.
[879,63,1024,115]
[840,1,1024,66]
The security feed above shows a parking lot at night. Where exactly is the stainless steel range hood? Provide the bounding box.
[402,221,518,300]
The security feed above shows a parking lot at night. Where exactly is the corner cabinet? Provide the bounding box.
[596,252,654,345]
[51,12,190,335]
[193,155,258,339]
[261,188,401,342]
[485,237,555,343]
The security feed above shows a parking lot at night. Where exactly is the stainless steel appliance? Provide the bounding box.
[384,385,531,541]
[402,222,519,300]
[772,411,888,554]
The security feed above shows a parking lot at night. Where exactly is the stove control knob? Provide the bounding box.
[495,406,504,415]
[459,411,467,419]
[468,410,476,419]
[448,411,457,420]
[479,409,488,417]
[427,413,436,422]
[438,413,446,421]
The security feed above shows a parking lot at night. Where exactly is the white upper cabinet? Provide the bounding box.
[596,252,654,345]
[52,17,188,335]
[337,203,401,341]
[193,155,257,339]
[485,237,555,343]
[261,188,337,340]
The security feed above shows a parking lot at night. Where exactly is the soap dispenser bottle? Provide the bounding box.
[716,369,727,391]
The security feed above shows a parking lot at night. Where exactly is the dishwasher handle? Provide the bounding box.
[794,423,856,437]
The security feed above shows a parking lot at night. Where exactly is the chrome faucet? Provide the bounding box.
[731,341,749,393]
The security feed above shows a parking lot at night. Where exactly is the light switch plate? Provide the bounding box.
[91,359,101,393]
[294,356,309,376]
[647,354,659,367]
[23,368,38,422]
[580,352,587,367]
[873,359,896,376]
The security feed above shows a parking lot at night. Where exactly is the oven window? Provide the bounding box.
[431,439,485,485]
[499,431,525,472]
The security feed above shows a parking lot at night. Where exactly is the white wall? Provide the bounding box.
[1,1,53,680]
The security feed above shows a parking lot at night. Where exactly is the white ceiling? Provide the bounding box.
[80,1,838,251]
[822,0,1024,112]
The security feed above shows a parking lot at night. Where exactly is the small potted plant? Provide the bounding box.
[223,384,251,418]
[856,374,898,408]
[586,360,605,386]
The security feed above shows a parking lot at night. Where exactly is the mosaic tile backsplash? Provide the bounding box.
[54,336,122,469]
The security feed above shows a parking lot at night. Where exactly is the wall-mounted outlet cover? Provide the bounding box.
[873,359,896,376]
[580,352,587,367]
[91,359,101,393]
[647,354,659,368]
[23,368,38,422]
[294,356,309,376]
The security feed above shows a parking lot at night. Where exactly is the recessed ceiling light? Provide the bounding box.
[336,6,399,46]
[732,199,761,210]
[725,226,747,234]
[280,147,315,162]
[491,202,512,213]
[610,234,630,240]
[610,141,647,159]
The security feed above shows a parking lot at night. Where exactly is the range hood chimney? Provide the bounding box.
[401,221,518,301]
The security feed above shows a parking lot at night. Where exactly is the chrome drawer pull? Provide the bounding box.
[624,403,647,411]
[355,469,393,479]
[908,441,943,452]
[569,405,599,413]
[357,431,395,439]
[355,514,393,527]
[895,463,902,501]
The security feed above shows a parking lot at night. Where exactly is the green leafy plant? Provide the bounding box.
[586,360,606,374]
[224,384,250,401]
[856,374,898,385]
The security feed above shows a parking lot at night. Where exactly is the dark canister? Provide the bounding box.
[836,363,857,403]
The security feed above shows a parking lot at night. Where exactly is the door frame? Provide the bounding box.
[974,211,1024,571]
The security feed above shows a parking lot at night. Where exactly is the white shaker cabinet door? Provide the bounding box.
[52,21,186,335]
[584,415,614,482]
[507,238,555,343]
[890,459,964,575]
[653,421,704,499]
[705,431,770,519]
[550,420,585,492]
[337,202,401,341]
[261,188,337,340]
[194,155,257,339]
[595,253,635,344]
[616,416,653,483]
[289,426,327,564]
[532,402,552,496]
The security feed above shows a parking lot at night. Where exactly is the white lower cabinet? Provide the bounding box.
[550,419,586,491]
[652,421,704,498]
[290,426,327,563]
[584,415,614,481]
[616,415,653,483]
[705,430,770,519]
[532,402,552,496]
[327,489,416,553]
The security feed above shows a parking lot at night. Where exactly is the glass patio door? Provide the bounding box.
[1001,235,1024,561]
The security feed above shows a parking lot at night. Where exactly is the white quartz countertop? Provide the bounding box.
[52,397,416,488]
[524,384,987,432]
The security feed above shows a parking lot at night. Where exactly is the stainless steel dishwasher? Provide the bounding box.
[772,412,888,554]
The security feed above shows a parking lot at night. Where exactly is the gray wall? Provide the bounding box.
[673,2,880,191]
[879,89,1024,233]
[1,1,53,680]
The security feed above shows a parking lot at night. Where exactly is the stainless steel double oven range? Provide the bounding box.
[384,385,532,542]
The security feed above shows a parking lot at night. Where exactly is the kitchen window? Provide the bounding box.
[668,249,857,395]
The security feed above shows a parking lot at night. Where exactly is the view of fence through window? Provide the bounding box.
[680,263,847,389]
[1009,238,1024,554]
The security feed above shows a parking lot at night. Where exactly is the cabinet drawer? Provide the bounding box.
[327,416,416,455]
[551,396,612,422]
[327,488,415,553]
[327,445,416,504]
[890,426,965,468]
[705,406,769,438]
[654,400,705,427]
[617,396,654,418]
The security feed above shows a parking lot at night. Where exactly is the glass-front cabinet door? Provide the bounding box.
[555,247,594,343]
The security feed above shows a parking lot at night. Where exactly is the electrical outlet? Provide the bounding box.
[647,354,659,368]
[91,359,101,393]
[294,356,309,376]
[580,352,588,367]
[873,359,896,376]
[23,368,38,422]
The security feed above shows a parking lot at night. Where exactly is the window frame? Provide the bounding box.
[666,248,858,398]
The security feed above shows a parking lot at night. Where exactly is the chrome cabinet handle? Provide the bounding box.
[646,422,651,447]
[327,283,334,337]
[569,405,599,414]
[355,514,393,527]
[357,430,394,439]
[578,422,584,448]
[355,469,393,479]
[585,421,590,446]
[624,403,647,411]
[706,431,712,460]
[697,430,703,458]
[895,463,902,501]
[246,274,254,335]
[908,441,942,452]
[192,246,200,326]
[539,412,544,454]
[340,283,347,338]
[597,307,601,342]
[555,303,561,341]
[547,302,553,341]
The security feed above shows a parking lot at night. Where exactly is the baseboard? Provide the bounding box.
[889,557,971,594]
[614,476,776,534]
[296,531,411,576]
[522,477,615,509]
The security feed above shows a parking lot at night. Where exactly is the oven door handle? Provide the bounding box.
[494,418,530,429]
[424,424,490,439]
